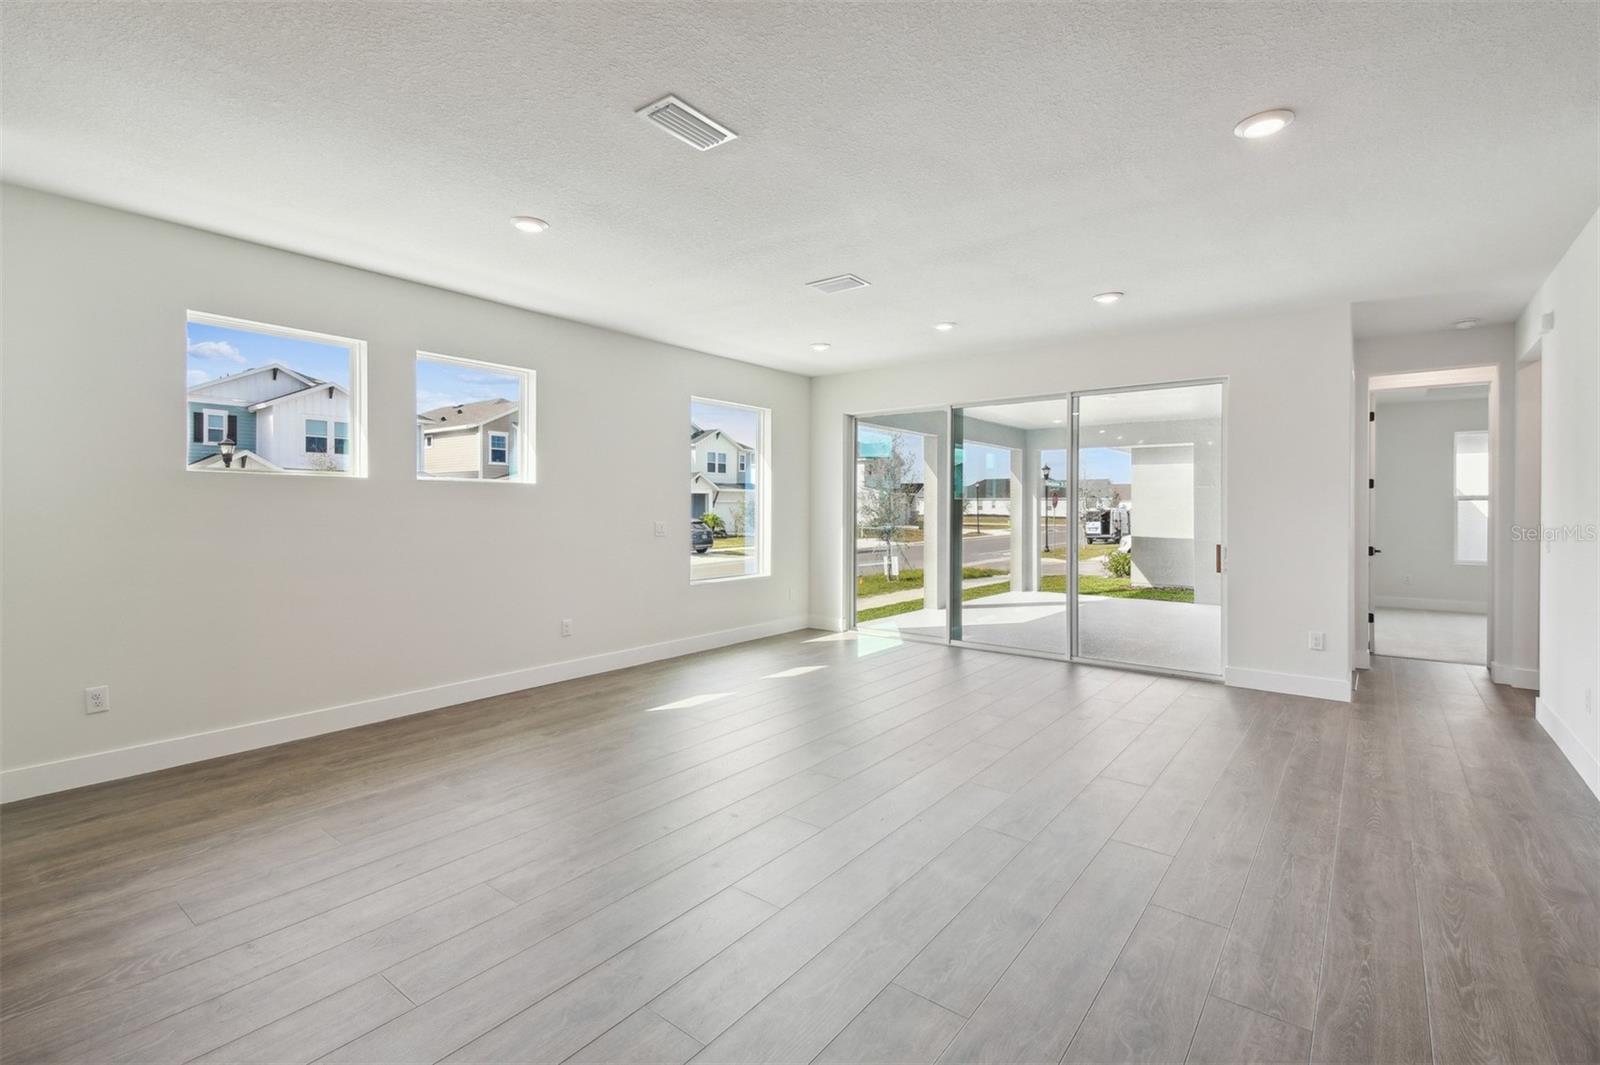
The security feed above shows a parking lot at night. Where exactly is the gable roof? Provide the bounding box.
[187,362,318,399]
[690,426,751,451]
[247,380,351,411]
[418,397,518,433]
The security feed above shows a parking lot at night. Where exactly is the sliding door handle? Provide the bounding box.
[1215,544,1222,574]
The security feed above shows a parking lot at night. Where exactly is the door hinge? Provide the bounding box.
[1368,612,1375,624]
[1368,545,1381,556]
[1368,477,1375,488]
[1369,410,1376,422]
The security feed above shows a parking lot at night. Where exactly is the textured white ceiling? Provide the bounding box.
[3,2,1595,373]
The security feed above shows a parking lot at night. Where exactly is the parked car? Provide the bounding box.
[691,520,714,554]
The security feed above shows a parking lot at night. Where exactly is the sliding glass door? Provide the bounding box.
[852,411,947,640]
[949,397,1072,656]
[1071,381,1224,676]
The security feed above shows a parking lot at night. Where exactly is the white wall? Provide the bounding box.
[1518,210,1599,798]
[0,186,811,799]
[1352,325,1526,680]
[811,306,1356,701]
[1371,397,1490,611]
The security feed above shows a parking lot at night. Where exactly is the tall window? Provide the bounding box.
[186,311,365,475]
[415,352,534,482]
[1454,430,1489,565]
[691,397,769,582]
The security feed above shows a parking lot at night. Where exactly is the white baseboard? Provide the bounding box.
[1371,596,1488,614]
[0,615,809,804]
[806,614,848,632]
[1490,661,1540,690]
[1224,666,1353,702]
[1536,697,1600,800]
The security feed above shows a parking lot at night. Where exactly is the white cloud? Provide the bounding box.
[187,369,211,386]
[187,339,246,364]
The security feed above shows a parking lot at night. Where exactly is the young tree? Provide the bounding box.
[857,432,916,576]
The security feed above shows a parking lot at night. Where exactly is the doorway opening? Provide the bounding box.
[1368,377,1492,664]
[1071,382,1224,676]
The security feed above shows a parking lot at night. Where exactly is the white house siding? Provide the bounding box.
[254,387,350,471]
[424,427,480,477]
[190,368,309,406]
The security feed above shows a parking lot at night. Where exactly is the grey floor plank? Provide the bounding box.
[650,782,1006,1044]
[693,827,1023,1064]
[814,984,965,1065]
[1113,720,1252,855]
[192,975,414,1065]
[566,1007,702,1065]
[1310,825,1431,1065]
[1062,904,1227,1065]
[936,841,1170,1064]
[442,888,774,1063]
[897,777,1146,1017]
[325,816,815,1065]
[1186,996,1312,1065]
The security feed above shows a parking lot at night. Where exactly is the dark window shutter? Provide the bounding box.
[192,411,203,443]
[227,414,238,441]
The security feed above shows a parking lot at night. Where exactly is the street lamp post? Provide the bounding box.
[1041,464,1052,551]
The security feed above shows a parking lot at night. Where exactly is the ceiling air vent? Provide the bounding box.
[636,95,737,151]
[806,274,872,294]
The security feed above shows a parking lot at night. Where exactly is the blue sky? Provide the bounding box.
[186,321,351,390]
[860,429,1132,486]
[416,357,522,414]
[693,399,760,451]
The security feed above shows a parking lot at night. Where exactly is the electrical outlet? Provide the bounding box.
[653,521,666,538]
[85,685,110,714]
[1307,631,1325,652]
[560,618,574,637]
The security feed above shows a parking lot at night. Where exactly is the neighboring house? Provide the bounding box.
[187,362,351,472]
[690,424,754,529]
[418,398,519,479]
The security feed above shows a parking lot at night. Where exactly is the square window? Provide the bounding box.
[691,398,769,583]
[416,352,534,482]
[187,312,365,475]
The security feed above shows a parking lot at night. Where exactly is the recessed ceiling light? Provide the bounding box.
[1052,418,1064,424]
[1453,318,1481,330]
[511,216,550,234]
[1092,291,1124,305]
[934,322,957,332]
[1234,108,1295,139]
[810,342,831,352]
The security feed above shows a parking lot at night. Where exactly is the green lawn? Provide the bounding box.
[855,573,1011,622]
[856,566,1002,599]
[1043,542,1116,561]
[856,571,1193,622]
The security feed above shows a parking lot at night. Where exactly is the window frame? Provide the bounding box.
[1452,429,1489,566]
[305,417,330,455]
[414,350,536,484]
[690,396,772,585]
[202,408,229,444]
[185,310,368,477]
[333,421,349,455]
[487,430,509,465]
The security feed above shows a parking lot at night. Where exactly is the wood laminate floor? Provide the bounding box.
[3,631,1597,1064]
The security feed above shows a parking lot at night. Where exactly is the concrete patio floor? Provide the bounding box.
[857,591,1221,676]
